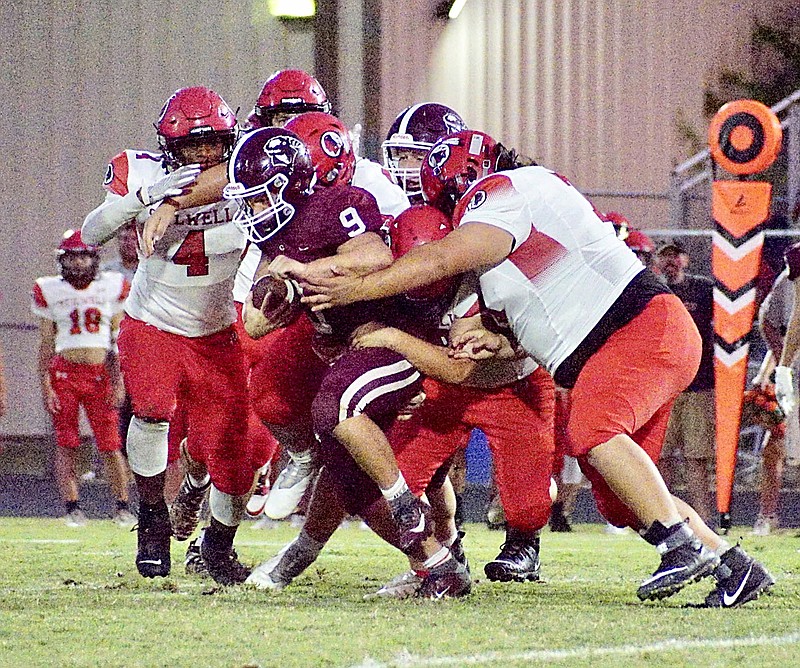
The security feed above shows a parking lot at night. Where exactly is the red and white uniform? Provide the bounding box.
[31,272,128,451]
[391,278,555,532]
[83,150,254,495]
[455,166,701,529]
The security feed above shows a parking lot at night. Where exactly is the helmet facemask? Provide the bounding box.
[382,136,431,201]
[224,173,297,244]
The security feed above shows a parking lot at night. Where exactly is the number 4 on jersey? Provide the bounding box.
[172,231,210,277]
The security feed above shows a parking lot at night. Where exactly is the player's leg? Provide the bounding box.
[481,372,555,582]
[49,360,86,525]
[250,316,326,519]
[569,294,716,600]
[81,365,134,525]
[187,328,255,585]
[118,317,182,577]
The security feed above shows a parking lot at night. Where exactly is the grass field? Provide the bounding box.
[1,518,799,668]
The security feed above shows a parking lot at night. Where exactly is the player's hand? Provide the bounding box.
[141,203,178,257]
[774,365,796,417]
[299,274,365,312]
[268,255,307,280]
[350,322,396,350]
[138,164,201,207]
[42,385,60,415]
[110,381,126,409]
[449,328,505,360]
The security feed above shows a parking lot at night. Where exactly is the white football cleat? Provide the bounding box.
[263,451,317,520]
[363,570,423,600]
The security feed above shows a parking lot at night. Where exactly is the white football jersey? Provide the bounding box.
[442,275,538,389]
[99,150,245,337]
[456,166,644,375]
[31,271,128,353]
[231,157,410,303]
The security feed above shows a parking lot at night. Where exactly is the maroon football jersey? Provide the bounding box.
[257,184,400,344]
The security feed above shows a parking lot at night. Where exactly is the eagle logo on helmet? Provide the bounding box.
[320,130,344,158]
[428,143,451,175]
[466,190,487,211]
[263,135,305,167]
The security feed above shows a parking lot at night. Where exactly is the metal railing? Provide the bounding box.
[670,88,800,228]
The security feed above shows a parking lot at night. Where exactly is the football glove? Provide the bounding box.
[137,163,201,207]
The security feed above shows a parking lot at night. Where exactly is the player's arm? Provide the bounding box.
[301,223,514,310]
[352,323,479,385]
[83,193,143,246]
[37,318,59,415]
[106,312,125,408]
[242,253,300,339]
[269,232,393,284]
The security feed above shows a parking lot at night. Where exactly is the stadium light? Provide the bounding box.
[268,0,316,19]
[435,0,467,20]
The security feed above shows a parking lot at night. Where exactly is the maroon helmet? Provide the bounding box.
[390,204,455,300]
[57,229,100,288]
[382,103,467,200]
[252,69,331,128]
[284,112,355,187]
[421,130,498,216]
[223,128,315,243]
[156,86,238,168]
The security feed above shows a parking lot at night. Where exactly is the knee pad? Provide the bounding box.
[126,416,169,477]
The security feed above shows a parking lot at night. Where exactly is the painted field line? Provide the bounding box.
[350,632,800,667]
[0,538,80,544]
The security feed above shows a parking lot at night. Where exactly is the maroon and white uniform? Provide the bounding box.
[83,150,255,495]
[31,271,129,452]
[248,185,420,510]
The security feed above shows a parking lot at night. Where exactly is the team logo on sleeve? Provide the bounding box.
[264,135,305,166]
[466,190,487,211]
[320,131,344,158]
[103,163,114,186]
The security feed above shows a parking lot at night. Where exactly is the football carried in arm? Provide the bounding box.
[249,275,303,332]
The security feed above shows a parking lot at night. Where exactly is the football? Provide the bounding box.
[250,275,303,329]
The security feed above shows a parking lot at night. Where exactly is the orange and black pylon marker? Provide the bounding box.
[708,99,782,532]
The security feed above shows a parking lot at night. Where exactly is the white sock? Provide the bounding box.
[423,547,451,570]
[713,540,732,558]
[188,472,210,489]
[380,473,409,502]
[209,486,247,527]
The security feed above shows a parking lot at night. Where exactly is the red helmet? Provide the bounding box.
[252,70,331,128]
[390,204,455,300]
[57,229,100,288]
[625,229,655,255]
[156,86,238,168]
[602,211,630,240]
[421,130,498,216]
[284,112,355,187]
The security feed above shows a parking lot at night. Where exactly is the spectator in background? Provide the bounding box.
[758,256,800,534]
[655,243,715,524]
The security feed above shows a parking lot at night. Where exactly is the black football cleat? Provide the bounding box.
[703,545,774,608]
[169,476,210,541]
[637,521,718,601]
[417,556,472,599]
[200,538,251,586]
[484,529,540,582]
[134,503,172,578]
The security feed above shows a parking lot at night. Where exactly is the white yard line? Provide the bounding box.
[0,538,80,544]
[350,633,800,667]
